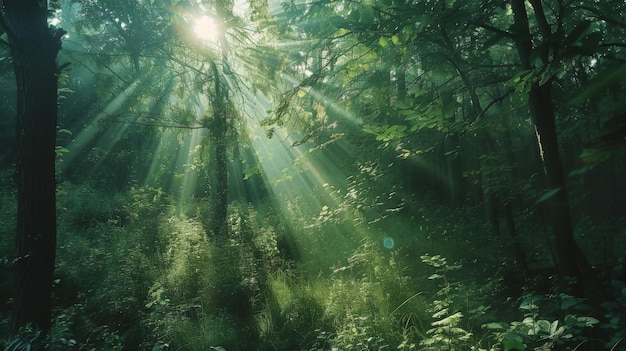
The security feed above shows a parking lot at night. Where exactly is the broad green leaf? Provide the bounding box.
[576,316,600,326]
[379,36,388,47]
[431,312,463,326]
[348,9,360,22]
[549,320,559,335]
[564,314,578,326]
[504,339,526,351]
[503,332,526,351]
[560,293,582,309]
[536,319,551,333]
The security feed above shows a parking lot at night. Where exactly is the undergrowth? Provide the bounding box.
[1,183,625,350]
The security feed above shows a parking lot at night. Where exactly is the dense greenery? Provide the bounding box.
[1,0,625,350]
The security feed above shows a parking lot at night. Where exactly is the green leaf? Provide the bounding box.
[560,293,582,309]
[391,35,399,45]
[379,36,388,47]
[564,314,577,326]
[519,296,541,310]
[568,166,592,177]
[549,320,559,335]
[503,332,526,351]
[483,322,508,330]
[576,316,600,327]
[432,312,463,326]
[533,188,561,206]
[395,99,413,110]
[348,9,360,22]
[536,319,551,333]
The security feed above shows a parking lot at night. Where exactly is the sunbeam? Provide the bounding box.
[62,75,147,173]
[2,0,621,349]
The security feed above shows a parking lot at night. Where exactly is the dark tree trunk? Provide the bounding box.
[510,0,594,290]
[1,0,64,333]
[504,201,528,272]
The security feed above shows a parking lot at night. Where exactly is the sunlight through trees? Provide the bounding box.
[1,0,625,349]
[193,15,221,43]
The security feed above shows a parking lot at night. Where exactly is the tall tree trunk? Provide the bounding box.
[510,0,592,288]
[1,0,64,333]
[212,106,229,237]
[208,63,229,238]
[209,0,232,238]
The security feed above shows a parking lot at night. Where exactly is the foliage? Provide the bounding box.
[419,255,473,351]
[1,0,626,350]
[482,294,601,351]
[2,176,624,350]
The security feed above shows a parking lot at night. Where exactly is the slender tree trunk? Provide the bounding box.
[208,62,229,238]
[209,0,232,238]
[212,103,229,237]
[445,133,462,205]
[1,0,64,333]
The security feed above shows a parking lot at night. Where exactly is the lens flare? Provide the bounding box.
[383,237,395,249]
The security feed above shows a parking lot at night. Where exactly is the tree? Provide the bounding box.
[509,0,600,294]
[0,0,65,334]
[265,0,626,293]
[58,0,272,239]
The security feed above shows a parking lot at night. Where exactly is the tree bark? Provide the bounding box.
[510,0,588,285]
[1,0,64,333]
[212,100,229,238]
[209,0,232,238]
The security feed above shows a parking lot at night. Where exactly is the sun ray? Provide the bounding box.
[179,127,209,204]
[62,76,146,172]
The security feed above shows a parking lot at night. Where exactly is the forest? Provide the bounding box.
[0,0,625,350]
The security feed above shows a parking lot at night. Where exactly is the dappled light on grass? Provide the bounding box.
[178,128,209,205]
[245,122,383,270]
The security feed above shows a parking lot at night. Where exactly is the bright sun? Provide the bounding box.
[193,15,220,42]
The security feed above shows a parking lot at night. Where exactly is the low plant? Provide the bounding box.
[419,254,474,351]
[482,293,601,351]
